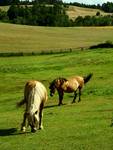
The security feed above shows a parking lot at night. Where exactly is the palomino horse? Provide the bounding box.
[49,73,93,106]
[17,80,48,133]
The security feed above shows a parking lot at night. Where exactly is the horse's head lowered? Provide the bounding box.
[49,79,57,97]
[49,78,67,97]
[28,111,39,132]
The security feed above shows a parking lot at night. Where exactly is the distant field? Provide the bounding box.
[0,48,113,150]
[0,5,9,11]
[66,6,112,20]
[0,5,111,20]
[0,23,113,52]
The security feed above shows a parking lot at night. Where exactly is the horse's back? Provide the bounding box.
[25,80,47,112]
[61,77,80,92]
[74,76,84,86]
[25,80,47,97]
[35,81,48,103]
[68,76,84,89]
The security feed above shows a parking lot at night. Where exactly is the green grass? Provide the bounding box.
[1,23,113,52]
[0,48,113,150]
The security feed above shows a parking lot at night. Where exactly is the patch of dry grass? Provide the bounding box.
[0,23,113,52]
[66,6,112,20]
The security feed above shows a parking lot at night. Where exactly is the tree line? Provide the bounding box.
[72,15,113,26]
[0,0,62,6]
[68,2,113,13]
[6,3,70,26]
[1,1,113,13]
[0,1,113,27]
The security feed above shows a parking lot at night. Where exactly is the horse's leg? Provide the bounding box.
[72,90,77,103]
[31,112,39,133]
[21,112,28,132]
[58,90,64,106]
[39,102,44,129]
[78,88,81,102]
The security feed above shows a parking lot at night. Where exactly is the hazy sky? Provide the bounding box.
[63,0,113,5]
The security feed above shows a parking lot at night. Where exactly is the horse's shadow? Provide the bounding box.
[0,128,31,136]
[44,103,66,109]
[0,128,18,136]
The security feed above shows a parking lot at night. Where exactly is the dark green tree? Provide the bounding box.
[7,4,19,20]
[102,2,113,12]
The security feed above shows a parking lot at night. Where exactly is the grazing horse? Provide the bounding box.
[17,80,48,133]
[49,73,93,106]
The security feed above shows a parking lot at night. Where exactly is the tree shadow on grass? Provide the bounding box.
[0,128,31,136]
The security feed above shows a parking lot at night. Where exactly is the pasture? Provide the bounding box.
[0,48,113,150]
[1,23,113,52]
[66,6,112,20]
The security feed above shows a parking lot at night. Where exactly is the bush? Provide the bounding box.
[89,41,113,49]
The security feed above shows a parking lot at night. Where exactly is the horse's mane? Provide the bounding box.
[58,77,67,84]
[49,77,67,88]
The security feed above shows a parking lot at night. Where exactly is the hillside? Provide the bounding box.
[0,23,113,52]
[0,5,112,20]
[66,6,112,20]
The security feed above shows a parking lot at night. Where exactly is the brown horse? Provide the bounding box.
[17,80,48,133]
[49,73,93,106]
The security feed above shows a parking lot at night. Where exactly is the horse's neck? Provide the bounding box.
[56,79,65,89]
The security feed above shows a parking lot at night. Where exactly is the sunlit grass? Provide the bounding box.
[0,23,113,52]
[0,49,113,150]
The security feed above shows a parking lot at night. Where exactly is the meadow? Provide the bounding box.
[66,6,112,20]
[0,48,113,150]
[1,23,113,53]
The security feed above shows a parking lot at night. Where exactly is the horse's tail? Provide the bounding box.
[16,82,28,107]
[16,82,34,108]
[17,80,34,108]
[16,99,26,107]
[84,73,93,84]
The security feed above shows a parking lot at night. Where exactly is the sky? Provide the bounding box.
[63,0,113,5]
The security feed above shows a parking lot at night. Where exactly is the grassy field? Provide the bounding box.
[0,48,113,150]
[1,23,113,52]
[0,5,9,11]
[66,6,112,20]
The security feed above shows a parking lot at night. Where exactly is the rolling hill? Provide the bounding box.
[66,5,112,20]
[0,22,113,52]
[0,5,112,20]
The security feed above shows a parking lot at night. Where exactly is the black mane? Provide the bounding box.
[49,77,67,89]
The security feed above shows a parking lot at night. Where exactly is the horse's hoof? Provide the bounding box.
[58,103,63,106]
[31,128,37,133]
[21,127,26,132]
[39,125,43,130]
